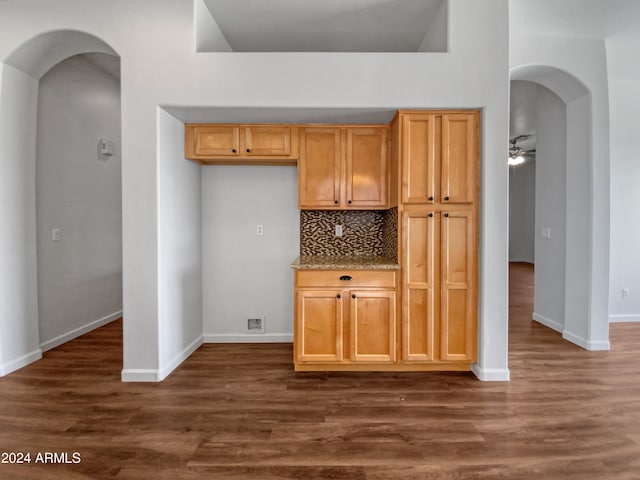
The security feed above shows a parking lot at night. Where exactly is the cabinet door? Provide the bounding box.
[441,114,477,204]
[440,209,476,362]
[244,126,291,156]
[299,128,342,209]
[296,290,343,363]
[349,290,396,363]
[192,126,240,156]
[401,114,436,204]
[346,128,388,208]
[401,209,438,362]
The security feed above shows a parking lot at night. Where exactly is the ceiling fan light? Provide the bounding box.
[508,155,525,166]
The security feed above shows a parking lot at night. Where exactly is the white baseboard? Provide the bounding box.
[40,310,122,352]
[121,335,203,382]
[509,258,534,264]
[203,333,293,343]
[532,312,563,333]
[121,369,160,382]
[609,314,640,323]
[471,364,510,381]
[0,348,43,377]
[158,335,203,381]
[562,329,610,351]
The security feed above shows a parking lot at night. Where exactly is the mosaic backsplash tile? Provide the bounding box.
[300,208,397,261]
[382,207,398,262]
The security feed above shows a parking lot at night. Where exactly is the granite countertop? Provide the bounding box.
[291,256,400,270]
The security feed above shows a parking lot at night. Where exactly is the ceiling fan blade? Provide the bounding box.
[511,134,531,144]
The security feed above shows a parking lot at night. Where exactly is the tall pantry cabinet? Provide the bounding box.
[393,111,479,369]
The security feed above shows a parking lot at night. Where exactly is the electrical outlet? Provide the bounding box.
[542,227,552,239]
[52,228,61,242]
[623,288,630,299]
[335,224,343,237]
[256,224,264,236]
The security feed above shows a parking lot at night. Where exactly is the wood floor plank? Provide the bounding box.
[0,263,639,478]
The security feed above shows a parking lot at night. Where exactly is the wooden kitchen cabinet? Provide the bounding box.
[401,208,438,362]
[298,126,390,209]
[346,128,388,208]
[184,124,298,165]
[440,208,476,362]
[349,290,396,363]
[394,110,480,371]
[294,269,397,370]
[188,125,240,157]
[298,127,342,208]
[296,290,343,363]
[401,207,477,365]
[441,114,478,204]
[401,113,437,205]
[400,112,478,205]
[244,126,292,156]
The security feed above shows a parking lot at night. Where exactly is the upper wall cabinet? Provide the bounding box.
[298,126,390,210]
[441,114,478,204]
[400,112,478,205]
[298,127,342,208]
[184,124,298,165]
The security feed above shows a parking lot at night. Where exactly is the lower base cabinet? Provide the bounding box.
[294,270,396,369]
[293,267,475,372]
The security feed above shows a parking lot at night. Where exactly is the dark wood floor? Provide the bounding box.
[1,263,639,479]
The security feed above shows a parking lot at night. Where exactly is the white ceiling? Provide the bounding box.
[509,0,640,38]
[510,80,537,153]
[508,0,640,157]
[164,106,397,125]
[202,0,445,52]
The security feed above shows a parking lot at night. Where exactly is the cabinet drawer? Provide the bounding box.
[296,270,396,288]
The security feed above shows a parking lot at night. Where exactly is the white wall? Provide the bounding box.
[607,31,640,323]
[0,64,41,375]
[36,54,122,352]
[202,166,299,342]
[533,85,566,332]
[508,80,536,264]
[509,162,535,263]
[154,108,203,381]
[0,0,511,381]
[511,32,611,350]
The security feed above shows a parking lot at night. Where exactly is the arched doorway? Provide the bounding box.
[0,30,122,375]
[509,65,610,351]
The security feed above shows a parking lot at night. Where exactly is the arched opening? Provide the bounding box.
[0,30,122,376]
[509,65,610,351]
[509,80,566,335]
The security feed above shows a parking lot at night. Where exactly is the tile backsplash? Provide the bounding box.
[300,208,397,261]
[382,207,398,261]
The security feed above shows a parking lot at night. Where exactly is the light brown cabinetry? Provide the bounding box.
[395,110,479,370]
[349,290,396,363]
[401,208,438,362]
[401,112,477,205]
[298,126,390,209]
[298,128,342,208]
[294,270,396,370]
[296,290,344,363]
[401,207,477,364]
[184,124,298,165]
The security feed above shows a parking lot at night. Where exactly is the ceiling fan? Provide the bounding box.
[509,134,536,166]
